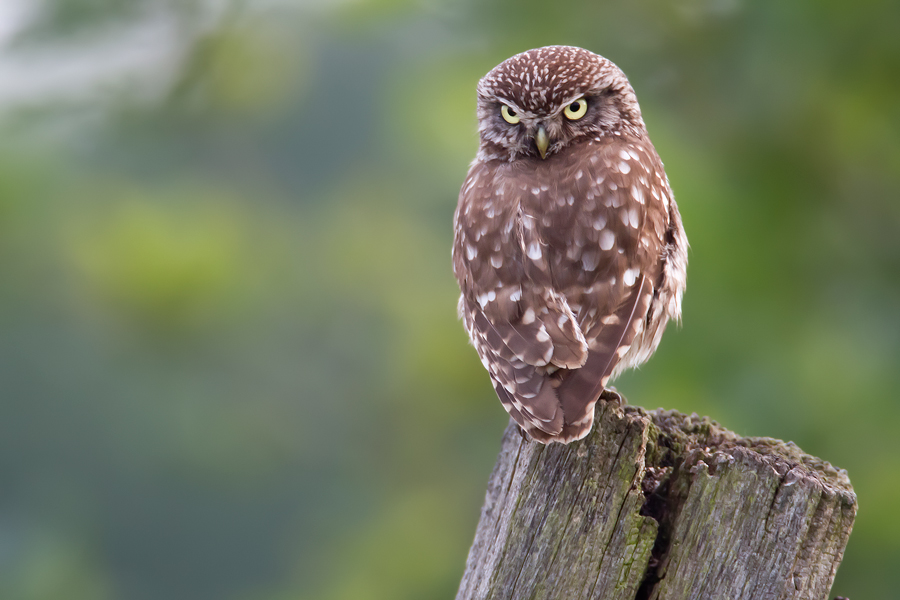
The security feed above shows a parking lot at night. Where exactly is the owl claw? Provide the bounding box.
[517,424,530,442]
[599,387,625,406]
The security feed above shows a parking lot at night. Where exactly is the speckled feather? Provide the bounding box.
[453,46,687,443]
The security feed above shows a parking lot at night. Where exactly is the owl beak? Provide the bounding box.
[534,125,549,159]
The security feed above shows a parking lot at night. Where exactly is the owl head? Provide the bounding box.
[475,46,647,162]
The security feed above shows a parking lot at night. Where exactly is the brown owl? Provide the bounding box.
[452,46,688,444]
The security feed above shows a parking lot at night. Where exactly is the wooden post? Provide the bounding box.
[456,399,856,600]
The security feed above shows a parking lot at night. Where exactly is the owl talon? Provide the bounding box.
[517,425,529,441]
[600,387,625,405]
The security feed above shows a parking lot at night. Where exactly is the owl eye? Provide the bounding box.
[500,104,520,124]
[563,98,588,121]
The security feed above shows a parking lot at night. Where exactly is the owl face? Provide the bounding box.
[475,46,645,162]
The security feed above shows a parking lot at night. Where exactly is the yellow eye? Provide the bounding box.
[500,104,520,124]
[563,98,588,120]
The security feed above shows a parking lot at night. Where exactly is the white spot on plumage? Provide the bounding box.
[628,208,640,228]
[631,186,644,204]
[593,215,607,230]
[522,307,536,324]
[619,161,631,174]
[527,242,542,260]
[510,287,522,302]
[491,255,503,268]
[466,243,478,260]
[599,230,615,250]
[624,268,639,286]
[541,345,553,364]
[575,170,583,180]
[535,326,550,343]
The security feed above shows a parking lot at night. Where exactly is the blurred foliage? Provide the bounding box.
[0,0,897,599]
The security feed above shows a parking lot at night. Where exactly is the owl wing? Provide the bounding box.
[553,275,654,440]
[454,164,591,435]
[457,286,589,436]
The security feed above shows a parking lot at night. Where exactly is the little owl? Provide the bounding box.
[452,46,688,443]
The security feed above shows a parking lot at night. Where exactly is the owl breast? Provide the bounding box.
[455,138,668,332]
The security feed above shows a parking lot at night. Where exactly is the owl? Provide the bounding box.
[452,46,688,444]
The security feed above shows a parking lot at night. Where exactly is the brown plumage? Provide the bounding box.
[452,46,688,443]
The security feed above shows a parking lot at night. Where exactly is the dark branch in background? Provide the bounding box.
[456,397,856,600]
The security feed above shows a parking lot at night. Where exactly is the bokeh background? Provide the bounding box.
[0,0,897,598]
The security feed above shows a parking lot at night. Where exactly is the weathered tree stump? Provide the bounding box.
[456,398,856,600]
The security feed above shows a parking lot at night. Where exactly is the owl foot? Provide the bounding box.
[517,424,530,442]
[599,387,625,406]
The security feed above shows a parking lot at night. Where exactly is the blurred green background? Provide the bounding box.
[0,0,897,598]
